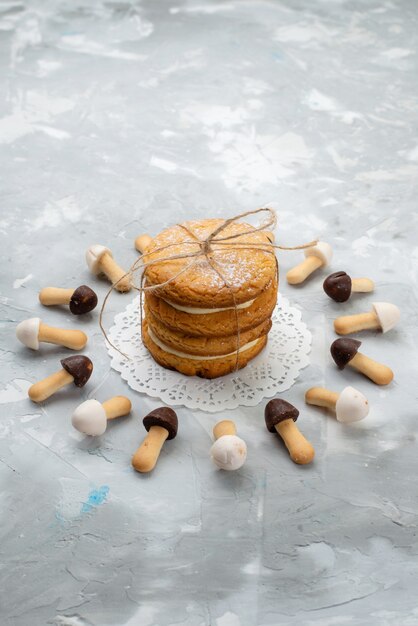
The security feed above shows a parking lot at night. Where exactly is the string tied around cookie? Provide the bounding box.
[100,207,317,365]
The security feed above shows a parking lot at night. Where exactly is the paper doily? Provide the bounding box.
[107,294,311,413]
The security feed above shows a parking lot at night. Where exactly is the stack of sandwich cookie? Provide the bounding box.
[142,218,278,378]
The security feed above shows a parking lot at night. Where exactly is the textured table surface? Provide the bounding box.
[1,1,418,625]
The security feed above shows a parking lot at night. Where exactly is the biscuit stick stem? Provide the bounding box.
[349,352,393,385]
[132,426,169,473]
[135,234,153,253]
[29,370,74,403]
[39,288,74,305]
[334,312,379,335]
[102,396,132,420]
[286,256,323,285]
[352,278,375,293]
[305,388,339,410]
[38,323,87,350]
[275,420,315,465]
[213,420,236,439]
[100,253,131,292]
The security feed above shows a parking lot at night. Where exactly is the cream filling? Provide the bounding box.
[163,298,255,315]
[148,327,262,361]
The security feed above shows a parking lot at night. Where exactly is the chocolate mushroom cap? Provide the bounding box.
[143,407,178,440]
[265,399,299,432]
[323,271,352,302]
[330,338,361,369]
[70,285,98,315]
[61,355,93,387]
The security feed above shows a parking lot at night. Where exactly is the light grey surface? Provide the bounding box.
[1,0,418,625]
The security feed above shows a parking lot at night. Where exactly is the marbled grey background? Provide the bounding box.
[1,0,418,624]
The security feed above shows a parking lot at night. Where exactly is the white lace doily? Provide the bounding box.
[107,294,311,413]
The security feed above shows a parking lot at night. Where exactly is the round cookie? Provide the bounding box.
[145,277,278,338]
[143,219,277,308]
[142,319,268,378]
[145,304,272,356]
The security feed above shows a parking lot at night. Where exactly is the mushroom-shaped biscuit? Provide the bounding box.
[323,271,374,303]
[305,386,369,423]
[72,396,132,436]
[265,399,315,465]
[39,285,98,315]
[135,234,153,254]
[16,318,87,350]
[132,407,178,473]
[331,338,393,385]
[334,302,400,335]
[210,420,247,471]
[287,242,333,285]
[28,355,93,402]
[86,244,131,293]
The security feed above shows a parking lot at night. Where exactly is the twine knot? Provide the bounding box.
[199,238,212,256]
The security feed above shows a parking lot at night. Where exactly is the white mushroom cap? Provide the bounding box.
[335,386,369,423]
[210,435,247,471]
[86,245,112,275]
[372,302,400,333]
[71,399,107,436]
[16,317,41,350]
[304,241,333,266]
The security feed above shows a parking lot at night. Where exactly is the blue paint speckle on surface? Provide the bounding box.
[81,485,109,514]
